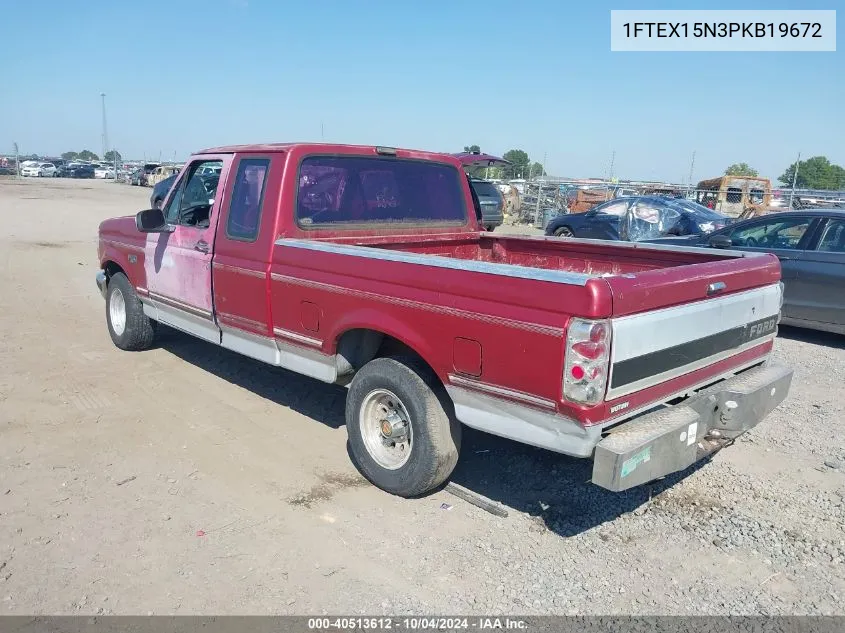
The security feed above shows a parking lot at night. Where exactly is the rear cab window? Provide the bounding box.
[295,155,468,229]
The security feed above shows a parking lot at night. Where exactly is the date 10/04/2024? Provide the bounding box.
[622,22,823,39]
[307,617,528,630]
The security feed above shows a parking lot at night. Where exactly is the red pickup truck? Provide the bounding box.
[96,143,793,497]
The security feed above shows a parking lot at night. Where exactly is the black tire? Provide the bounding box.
[554,226,574,237]
[346,356,461,497]
[106,272,157,351]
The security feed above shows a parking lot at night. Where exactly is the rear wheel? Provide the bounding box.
[106,272,157,351]
[554,226,574,237]
[346,357,461,497]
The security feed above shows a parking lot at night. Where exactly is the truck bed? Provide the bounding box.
[279,231,782,317]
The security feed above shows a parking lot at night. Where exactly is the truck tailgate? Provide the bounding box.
[597,252,782,404]
[606,283,782,401]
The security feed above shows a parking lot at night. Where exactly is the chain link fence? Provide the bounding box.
[499,179,845,229]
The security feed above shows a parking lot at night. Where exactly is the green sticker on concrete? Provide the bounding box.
[621,446,652,478]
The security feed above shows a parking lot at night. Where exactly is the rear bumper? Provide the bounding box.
[592,362,793,491]
[96,270,108,299]
[480,211,504,228]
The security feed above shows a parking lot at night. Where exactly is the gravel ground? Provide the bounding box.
[0,178,843,615]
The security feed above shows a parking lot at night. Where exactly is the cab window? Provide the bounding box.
[226,158,270,241]
[726,187,742,204]
[163,159,223,228]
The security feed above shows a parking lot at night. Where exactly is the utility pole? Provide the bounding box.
[789,152,801,208]
[687,150,696,196]
[100,93,109,161]
[605,150,616,200]
[321,122,324,141]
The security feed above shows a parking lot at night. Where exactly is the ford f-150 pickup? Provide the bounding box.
[96,143,793,497]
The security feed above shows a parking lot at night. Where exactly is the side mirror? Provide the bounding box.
[135,208,171,233]
[709,234,733,249]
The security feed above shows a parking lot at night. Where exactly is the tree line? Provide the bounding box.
[61,150,122,162]
[724,156,845,190]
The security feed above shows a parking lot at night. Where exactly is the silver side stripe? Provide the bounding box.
[217,311,266,331]
[269,272,563,337]
[148,291,213,321]
[274,238,591,286]
[273,327,323,349]
[213,262,266,279]
[448,374,557,411]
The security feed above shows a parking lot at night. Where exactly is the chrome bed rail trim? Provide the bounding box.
[274,238,592,286]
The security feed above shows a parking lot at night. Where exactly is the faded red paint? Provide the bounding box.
[98,142,783,428]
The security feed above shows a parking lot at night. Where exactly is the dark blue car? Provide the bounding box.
[544,196,731,242]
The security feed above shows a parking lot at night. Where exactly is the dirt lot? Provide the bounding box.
[1,177,844,615]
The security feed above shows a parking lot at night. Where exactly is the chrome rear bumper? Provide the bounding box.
[592,363,793,491]
[96,271,107,299]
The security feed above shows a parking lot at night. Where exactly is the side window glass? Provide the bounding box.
[816,220,845,253]
[162,179,184,224]
[729,219,810,249]
[226,158,270,241]
[162,160,223,228]
[594,201,628,216]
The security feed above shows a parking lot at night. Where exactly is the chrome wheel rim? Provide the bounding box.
[359,389,413,470]
[109,288,127,336]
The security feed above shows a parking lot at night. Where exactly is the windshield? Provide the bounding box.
[296,156,467,228]
[669,199,728,220]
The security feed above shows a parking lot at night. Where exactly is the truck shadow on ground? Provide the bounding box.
[159,328,711,537]
[449,427,711,536]
[777,325,845,350]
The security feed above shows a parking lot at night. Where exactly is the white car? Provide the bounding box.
[94,166,115,179]
[21,162,57,177]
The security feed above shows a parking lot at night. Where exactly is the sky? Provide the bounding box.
[1,0,842,183]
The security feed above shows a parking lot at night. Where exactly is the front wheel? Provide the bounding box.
[106,272,157,351]
[346,357,461,497]
[554,226,574,237]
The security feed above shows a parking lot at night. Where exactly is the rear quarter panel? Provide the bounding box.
[268,241,614,411]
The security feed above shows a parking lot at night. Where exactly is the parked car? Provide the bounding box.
[128,163,162,186]
[94,166,116,179]
[95,142,792,498]
[21,162,57,177]
[150,173,178,209]
[468,178,504,231]
[452,151,511,231]
[147,164,181,188]
[645,209,845,335]
[545,196,731,241]
[58,163,95,178]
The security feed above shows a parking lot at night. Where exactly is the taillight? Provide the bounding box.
[564,318,611,405]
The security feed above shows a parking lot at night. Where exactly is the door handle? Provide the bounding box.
[194,240,209,254]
